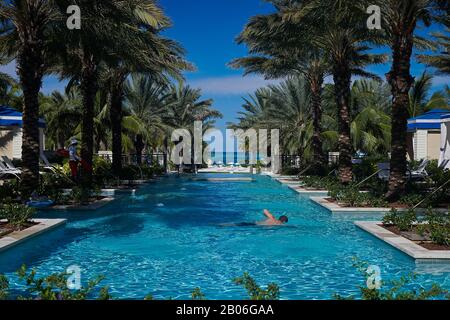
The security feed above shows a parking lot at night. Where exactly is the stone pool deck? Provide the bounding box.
[355,221,450,260]
[0,219,66,252]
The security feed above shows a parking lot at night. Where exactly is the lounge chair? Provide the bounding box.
[40,153,58,173]
[377,162,390,181]
[0,160,21,180]
[409,159,430,180]
[1,156,21,171]
[439,159,450,171]
[377,159,430,182]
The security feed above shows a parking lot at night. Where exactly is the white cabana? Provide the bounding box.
[439,114,450,170]
[0,106,46,160]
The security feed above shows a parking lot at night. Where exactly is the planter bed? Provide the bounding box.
[382,225,449,251]
[311,196,448,214]
[0,219,66,252]
[355,221,450,260]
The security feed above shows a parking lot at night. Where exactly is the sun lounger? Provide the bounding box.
[409,159,429,180]
[0,160,21,180]
[40,153,59,174]
[377,159,432,182]
[1,156,20,171]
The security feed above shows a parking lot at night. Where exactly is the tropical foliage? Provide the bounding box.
[232,0,449,200]
[0,0,220,198]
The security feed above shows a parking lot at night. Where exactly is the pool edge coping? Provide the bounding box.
[354,221,450,260]
[0,219,67,253]
[272,177,329,197]
[310,196,396,214]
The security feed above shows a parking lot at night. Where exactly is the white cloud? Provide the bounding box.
[188,75,281,96]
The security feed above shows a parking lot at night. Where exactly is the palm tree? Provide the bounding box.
[232,77,315,162]
[419,24,450,75]
[40,87,82,149]
[0,0,63,196]
[408,72,449,117]
[376,0,449,200]
[0,60,16,105]
[54,0,174,188]
[230,4,329,168]
[123,74,171,165]
[234,0,384,182]
[164,82,222,172]
[103,3,192,176]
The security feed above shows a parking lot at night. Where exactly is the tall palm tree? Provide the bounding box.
[238,0,384,182]
[375,0,449,200]
[230,4,329,168]
[164,82,222,172]
[103,3,192,176]
[55,0,173,188]
[232,77,315,161]
[0,0,63,196]
[123,74,171,165]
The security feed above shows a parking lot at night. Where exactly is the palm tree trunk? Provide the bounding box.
[80,54,98,190]
[385,30,415,201]
[163,136,169,173]
[17,39,44,197]
[57,130,65,150]
[110,78,124,176]
[333,63,353,184]
[135,134,144,165]
[309,74,325,171]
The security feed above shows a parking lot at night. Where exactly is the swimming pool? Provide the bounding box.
[1,174,449,299]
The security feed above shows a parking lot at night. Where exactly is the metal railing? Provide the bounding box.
[97,153,166,167]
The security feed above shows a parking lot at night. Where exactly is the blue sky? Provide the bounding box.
[1,0,449,130]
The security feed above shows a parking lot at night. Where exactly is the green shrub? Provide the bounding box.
[233,273,280,300]
[420,210,450,246]
[37,172,72,202]
[382,209,417,231]
[16,265,111,300]
[0,204,35,230]
[303,176,339,190]
[0,180,20,201]
[328,185,388,207]
[335,259,449,300]
[399,194,424,207]
[280,166,300,176]
[191,287,206,300]
[0,274,8,300]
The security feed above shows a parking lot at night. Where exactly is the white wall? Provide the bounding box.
[413,130,428,161]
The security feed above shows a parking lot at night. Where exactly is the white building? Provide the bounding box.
[407,109,450,161]
[0,106,46,160]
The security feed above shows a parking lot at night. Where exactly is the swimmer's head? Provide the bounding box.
[279,216,288,223]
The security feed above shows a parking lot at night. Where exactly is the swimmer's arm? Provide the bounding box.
[263,210,275,221]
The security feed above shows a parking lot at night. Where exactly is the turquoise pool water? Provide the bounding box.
[1,174,449,299]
